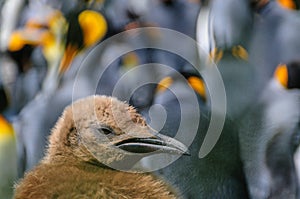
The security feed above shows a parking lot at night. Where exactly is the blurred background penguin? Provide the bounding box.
[239,61,300,199]
[0,77,17,199]
[2,0,109,178]
[0,115,16,199]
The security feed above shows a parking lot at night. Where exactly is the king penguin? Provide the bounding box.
[239,61,300,199]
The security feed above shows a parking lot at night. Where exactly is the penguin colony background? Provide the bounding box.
[0,0,300,198]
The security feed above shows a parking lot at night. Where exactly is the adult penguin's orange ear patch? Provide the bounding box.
[188,76,206,100]
[209,48,223,63]
[78,10,107,47]
[274,64,288,88]
[0,115,14,139]
[8,31,27,51]
[277,0,296,10]
[156,76,173,94]
[122,52,140,69]
[232,45,248,60]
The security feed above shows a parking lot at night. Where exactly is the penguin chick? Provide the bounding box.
[14,95,189,198]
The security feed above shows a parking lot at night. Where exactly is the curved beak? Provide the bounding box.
[115,133,190,156]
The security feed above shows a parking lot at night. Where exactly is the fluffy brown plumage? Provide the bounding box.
[14,95,187,198]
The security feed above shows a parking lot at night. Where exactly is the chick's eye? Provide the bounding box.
[100,127,113,135]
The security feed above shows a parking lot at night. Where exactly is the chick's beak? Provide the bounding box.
[115,133,190,156]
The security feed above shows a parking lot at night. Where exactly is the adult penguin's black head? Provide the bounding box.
[59,8,107,73]
[286,61,300,89]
